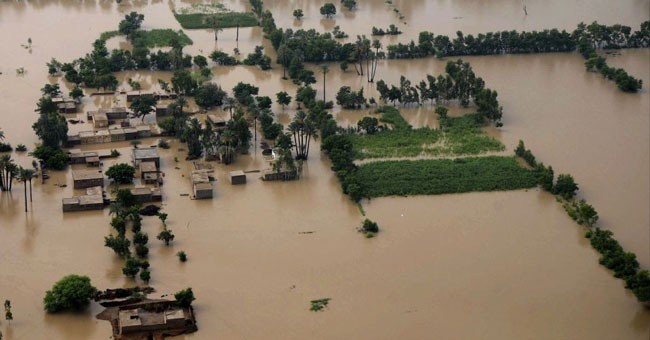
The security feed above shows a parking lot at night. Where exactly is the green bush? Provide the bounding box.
[174,288,195,307]
[43,275,97,313]
[361,219,379,233]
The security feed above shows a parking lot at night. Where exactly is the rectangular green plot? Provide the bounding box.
[356,156,537,197]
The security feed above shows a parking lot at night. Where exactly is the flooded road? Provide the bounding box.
[0,0,648,339]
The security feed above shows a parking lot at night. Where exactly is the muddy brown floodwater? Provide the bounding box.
[0,0,648,339]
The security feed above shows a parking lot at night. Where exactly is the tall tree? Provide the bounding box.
[320,3,337,18]
[320,64,329,102]
[205,16,223,41]
[18,167,35,211]
[288,111,317,160]
[130,94,157,122]
[118,12,144,38]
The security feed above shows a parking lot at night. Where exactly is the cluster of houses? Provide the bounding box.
[62,147,163,212]
[58,89,303,213]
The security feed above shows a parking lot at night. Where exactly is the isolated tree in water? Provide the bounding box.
[320,3,336,18]
[43,275,97,313]
[293,9,304,20]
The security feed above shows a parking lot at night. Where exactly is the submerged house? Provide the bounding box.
[72,169,104,189]
[191,170,213,199]
[62,186,105,212]
[229,170,246,185]
[97,299,197,340]
[133,147,160,167]
[130,187,162,203]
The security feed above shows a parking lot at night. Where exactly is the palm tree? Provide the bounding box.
[18,167,29,212]
[368,39,382,83]
[288,111,317,160]
[0,155,17,192]
[218,130,235,164]
[320,64,329,102]
[21,168,36,203]
[205,16,223,41]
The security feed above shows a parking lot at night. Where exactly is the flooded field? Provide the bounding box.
[0,0,648,339]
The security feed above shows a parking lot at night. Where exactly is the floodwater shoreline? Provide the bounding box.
[0,0,648,339]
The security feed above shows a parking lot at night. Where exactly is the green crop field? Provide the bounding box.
[355,156,537,197]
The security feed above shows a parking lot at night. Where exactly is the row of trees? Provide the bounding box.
[514,140,648,304]
[575,22,645,92]
[386,21,649,60]
[375,60,503,124]
[251,2,384,85]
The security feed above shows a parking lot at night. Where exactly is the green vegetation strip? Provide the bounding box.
[356,156,536,197]
[174,12,258,29]
[350,112,504,159]
[132,29,193,47]
[98,29,193,47]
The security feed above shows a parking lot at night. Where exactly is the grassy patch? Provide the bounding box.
[132,29,193,47]
[356,156,537,197]
[351,111,504,159]
[349,129,442,159]
[98,29,193,47]
[376,106,410,130]
[174,12,258,29]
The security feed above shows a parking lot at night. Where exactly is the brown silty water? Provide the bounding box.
[0,0,648,339]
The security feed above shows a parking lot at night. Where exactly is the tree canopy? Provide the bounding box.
[43,275,97,313]
[106,163,135,185]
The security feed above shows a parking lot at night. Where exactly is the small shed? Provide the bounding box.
[66,134,81,147]
[136,125,151,138]
[155,104,168,116]
[133,147,160,167]
[123,127,138,140]
[62,194,104,212]
[101,107,129,120]
[85,156,100,167]
[72,169,104,189]
[130,187,162,203]
[139,161,159,184]
[79,131,95,145]
[229,170,246,185]
[126,91,152,102]
[207,115,227,130]
[191,170,213,199]
[57,101,76,113]
[96,129,111,143]
[110,128,126,142]
[68,149,85,164]
[93,112,109,128]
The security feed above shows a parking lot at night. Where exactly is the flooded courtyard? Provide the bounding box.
[0,0,648,339]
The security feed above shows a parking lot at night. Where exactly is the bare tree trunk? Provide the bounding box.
[23,181,27,212]
[236,25,240,41]
[29,179,32,202]
[322,72,326,102]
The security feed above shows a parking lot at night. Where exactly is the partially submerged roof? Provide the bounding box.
[72,170,104,181]
[139,161,157,173]
[133,147,159,160]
